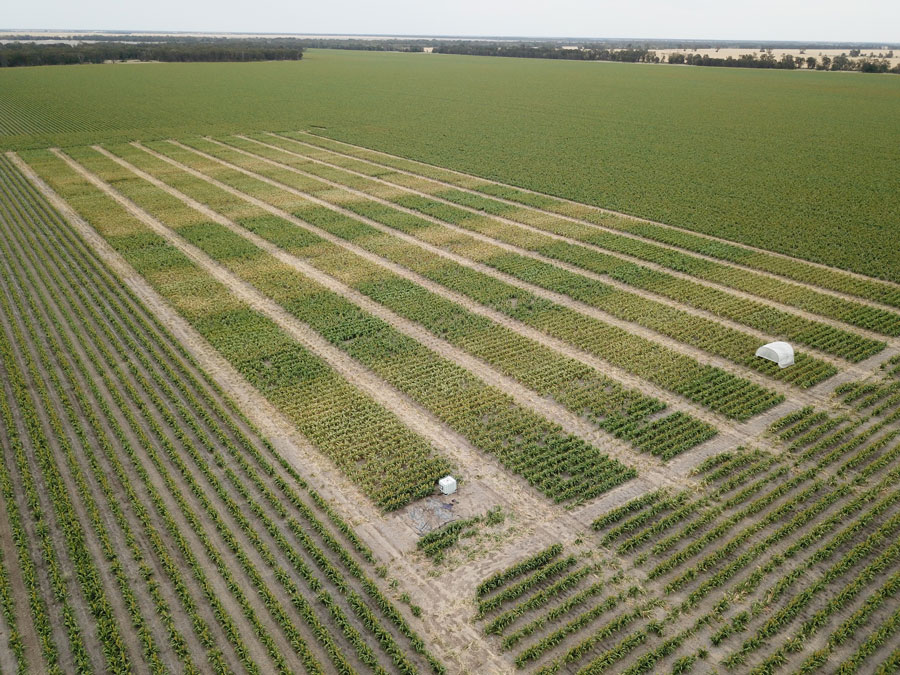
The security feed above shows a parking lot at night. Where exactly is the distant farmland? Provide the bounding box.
[0,49,899,673]
[0,49,898,280]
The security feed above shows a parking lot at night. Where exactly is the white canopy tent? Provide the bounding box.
[755,341,795,368]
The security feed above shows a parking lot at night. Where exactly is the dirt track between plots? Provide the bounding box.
[290,131,900,305]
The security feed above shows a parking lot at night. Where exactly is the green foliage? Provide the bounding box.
[1,50,898,281]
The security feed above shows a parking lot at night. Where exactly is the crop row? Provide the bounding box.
[704,480,900,659]
[483,566,595,636]
[476,556,578,619]
[265,132,899,344]
[103,139,719,460]
[595,492,690,545]
[215,135,852,381]
[145,137,782,421]
[725,510,900,668]
[416,517,483,562]
[590,491,664,531]
[288,132,900,311]
[2,156,444,673]
[477,544,563,598]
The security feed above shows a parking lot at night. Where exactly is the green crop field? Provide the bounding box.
[0,49,899,674]
[1,49,899,280]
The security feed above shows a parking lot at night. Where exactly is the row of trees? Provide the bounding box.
[670,51,899,72]
[0,41,303,67]
[431,43,898,73]
[432,44,660,62]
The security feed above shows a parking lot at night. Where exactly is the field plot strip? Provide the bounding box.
[250,136,888,361]
[48,146,470,509]
[211,136,843,388]
[0,195,230,675]
[131,140,749,435]
[70,144,645,508]
[163,138,788,421]
[269,133,898,347]
[95,145,687,487]
[7,151,457,674]
[294,131,900,311]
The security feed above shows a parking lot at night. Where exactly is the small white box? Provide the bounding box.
[438,476,457,495]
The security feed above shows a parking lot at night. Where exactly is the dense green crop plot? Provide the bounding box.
[0,50,898,280]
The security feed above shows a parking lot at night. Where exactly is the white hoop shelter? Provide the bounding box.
[755,341,794,368]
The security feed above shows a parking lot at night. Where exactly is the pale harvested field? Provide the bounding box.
[663,46,900,67]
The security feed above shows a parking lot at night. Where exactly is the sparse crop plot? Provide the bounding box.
[0,49,898,674]
[0,155,442,673]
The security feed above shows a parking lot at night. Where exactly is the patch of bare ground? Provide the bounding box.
[289,130,900,311]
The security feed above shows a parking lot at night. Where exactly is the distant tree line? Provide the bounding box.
[434,43,899,73]
[432,44,659,62]
[2,35,897,74]
[0,40,303,67]
[669,51,899,73]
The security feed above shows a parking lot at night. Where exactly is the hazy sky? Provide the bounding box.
[5,0,898,43]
